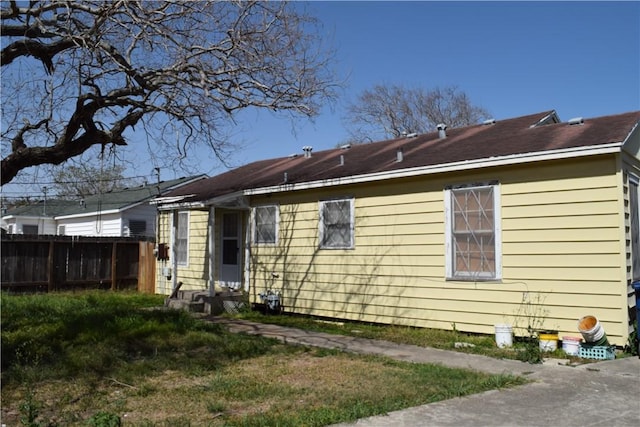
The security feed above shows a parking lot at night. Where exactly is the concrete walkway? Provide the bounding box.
[207,317,640,427]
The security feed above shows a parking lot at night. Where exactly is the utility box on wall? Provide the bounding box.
[157,243,169,260]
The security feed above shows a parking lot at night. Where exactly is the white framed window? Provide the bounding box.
[253,205,278,245]
[319,197,354,249]
[175,211,189,266]
[445,182,501,280]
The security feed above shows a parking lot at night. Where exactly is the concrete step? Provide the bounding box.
[176,290,209,302]
[165,298,205,313]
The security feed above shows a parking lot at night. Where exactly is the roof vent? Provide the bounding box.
[406,132,418,138]
[568,117,584,126]
[437,123,447,139]
[302,146,313,158]
[339,154,345,166]
[340,144,351,150]
[483,119,496,125]
[396,147,404,163]
[288,153,298,158]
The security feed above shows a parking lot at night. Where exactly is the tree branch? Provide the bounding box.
[1,109,143,185]
[1,38,76,73]
[0,0,340,184]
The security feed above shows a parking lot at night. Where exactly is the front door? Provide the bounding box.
[220,212,242,289]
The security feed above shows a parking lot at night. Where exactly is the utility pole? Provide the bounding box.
[155,167,161,195]
[42,186,48,215]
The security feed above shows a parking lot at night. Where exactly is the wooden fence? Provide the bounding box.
[1,235,156,293]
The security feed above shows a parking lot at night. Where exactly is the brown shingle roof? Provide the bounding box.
[164,110,640,203]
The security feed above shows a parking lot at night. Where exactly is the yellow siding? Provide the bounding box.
[249,155,631,345]
[155,209,173,295]
[155,209,210,293]
[179,209,209,290]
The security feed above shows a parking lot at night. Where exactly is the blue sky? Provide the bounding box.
[217,1,639,175]
[3,1,639,197]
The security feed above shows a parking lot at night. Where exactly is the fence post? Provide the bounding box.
[111,242,117,291]
[47,240,55,292]
[138,241,156,294]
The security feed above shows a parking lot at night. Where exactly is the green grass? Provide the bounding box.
[1,291,528,426]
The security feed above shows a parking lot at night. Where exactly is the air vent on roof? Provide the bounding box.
[302,146,313,158]
[483,119,496,125]
[568,117,584,126]
[396,148,404,163]
[406,132,418,138]
[340,144,351,150]
[437,123,447,139]
[339,154,345,166]
[288,153,298,158]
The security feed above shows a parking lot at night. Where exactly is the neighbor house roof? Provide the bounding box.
[2,200,78,218]
[4,175,207,220]
[157,110,640,206]
[55,175,207,219]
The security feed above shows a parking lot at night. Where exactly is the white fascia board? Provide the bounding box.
[2,215,49,220]
[150,195,195,205]
[55,208,121,220]
[202,192,249,208]
[244,143,623,196]
[157,201,206,211]
[621,121,640,154]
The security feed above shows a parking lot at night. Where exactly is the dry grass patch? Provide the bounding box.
[2,348,526,426]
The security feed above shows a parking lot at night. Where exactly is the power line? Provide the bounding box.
[2,174,151,186]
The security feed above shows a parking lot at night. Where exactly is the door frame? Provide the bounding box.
[219,211,242,290]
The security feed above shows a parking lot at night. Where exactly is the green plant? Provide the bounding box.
[86,412,121,427]
[19,391,41,427]
[515,337,543,364]
[207,401,226,414]
[509,291,553,364]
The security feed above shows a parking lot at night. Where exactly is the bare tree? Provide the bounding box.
[51,161,139,199]
[343,85,490,142]
[1,0,339,185]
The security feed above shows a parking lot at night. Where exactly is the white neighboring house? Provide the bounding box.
[1,200,77,235]
[2,176,206,237]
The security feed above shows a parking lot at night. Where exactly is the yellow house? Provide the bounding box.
[153,110,640,346]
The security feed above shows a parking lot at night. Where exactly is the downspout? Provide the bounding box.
[614,152,633,343]
[171,210,178,293]
[208,206,216,297]
[243,210,252,293]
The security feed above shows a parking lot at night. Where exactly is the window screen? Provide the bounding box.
[254,205,278,244]
[176,212,189,266]
[319,198,354,249]
[448,184,499,280]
